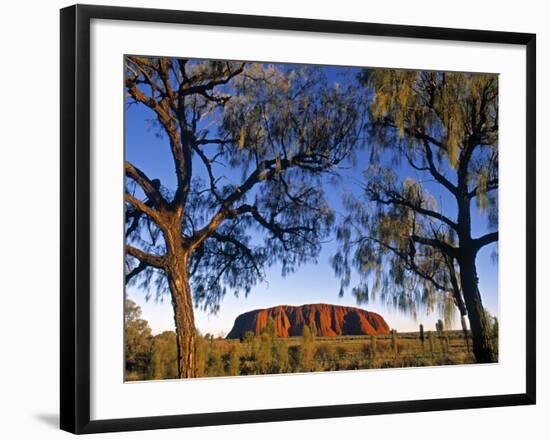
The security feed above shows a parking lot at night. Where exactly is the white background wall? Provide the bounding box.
[0,0,546,437]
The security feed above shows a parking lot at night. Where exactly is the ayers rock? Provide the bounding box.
[226,303,390,339]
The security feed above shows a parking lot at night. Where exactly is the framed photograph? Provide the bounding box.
[60,4,536,434]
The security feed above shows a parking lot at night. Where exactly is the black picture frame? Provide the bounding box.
[60,4,536,434]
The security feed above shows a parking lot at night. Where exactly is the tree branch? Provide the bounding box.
[444,255,467,316]
[191,143,222,202]
[422,140,458,195]
[457,142,480,189]
[125,193,162,224]
[366,235,449,292]
[468,178,498,198]
[211,232,263,278]
[126,260,147,284]
[125,64,189,210]
[126,245,165,269]
[374,120,457,195]
[191,149,335,248]
[124,161,166,208]
[182,63,245,96]
[473,231,498,251]
[412,234,458,257]
[196,137,236,146]
[368,187,458,231]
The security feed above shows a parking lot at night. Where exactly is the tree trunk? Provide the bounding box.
[458,255,495,363]
[167,258,196,378]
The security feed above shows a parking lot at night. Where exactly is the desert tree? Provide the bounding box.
[332,69,498,362]
[124,57,363,377]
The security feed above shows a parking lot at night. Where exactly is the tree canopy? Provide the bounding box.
[125,59,363,312]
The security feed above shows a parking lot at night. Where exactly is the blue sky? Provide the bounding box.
[125,61,498,335]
